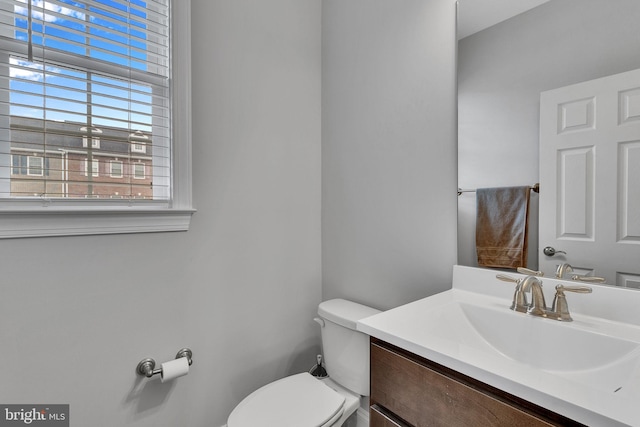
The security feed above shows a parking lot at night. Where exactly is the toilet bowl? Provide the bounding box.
[227,299,380,427]
[227,373,360,427]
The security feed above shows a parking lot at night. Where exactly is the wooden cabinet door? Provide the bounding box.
[370,341,578,427]
[370,405,411,427]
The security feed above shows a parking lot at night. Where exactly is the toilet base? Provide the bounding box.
[354,407,369,427]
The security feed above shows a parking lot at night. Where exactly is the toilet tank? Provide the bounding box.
[317,299,380,396]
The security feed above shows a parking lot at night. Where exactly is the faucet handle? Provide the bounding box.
[496,274,520,283]
[551,284,592,321]
[557,284,593,294]
[571,275,606,283]
[517,267,544,276]
[496,274,528,312]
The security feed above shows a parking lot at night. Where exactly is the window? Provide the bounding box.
[133,162,145,179]
[131,143,145,153]
[110,160,123,178]
[0,0,193,238]
[81,127,103,149]
[27,155,43,176]
[84,158,99,177]
[129,130,147,153]
[11,154,26,174]
[11,154,48,176]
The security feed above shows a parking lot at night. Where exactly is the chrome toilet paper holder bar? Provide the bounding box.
[136,348,193,378]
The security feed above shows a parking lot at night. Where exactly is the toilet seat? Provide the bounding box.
[227,372,346,427]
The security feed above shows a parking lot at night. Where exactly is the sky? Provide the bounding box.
[9,0,160,131]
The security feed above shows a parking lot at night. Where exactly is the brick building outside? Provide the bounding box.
[9,116,154,200]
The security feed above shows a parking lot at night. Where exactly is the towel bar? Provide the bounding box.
[457,183,539,196]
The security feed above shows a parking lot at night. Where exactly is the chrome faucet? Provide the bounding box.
[555,263,573,279]
[496,274,592,321]
[521,276,546,316]
[497,274,546,316]
[555,263,606,283]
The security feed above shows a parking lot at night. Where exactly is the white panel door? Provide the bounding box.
[539,68,640,287]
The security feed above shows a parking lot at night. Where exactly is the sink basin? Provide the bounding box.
[357,265,640,427]
[459,302,640,373]
[408,295,640,395]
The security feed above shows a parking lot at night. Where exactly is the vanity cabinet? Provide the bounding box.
[369,338,584,427]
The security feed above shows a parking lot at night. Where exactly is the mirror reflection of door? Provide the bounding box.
[539,68,640,286]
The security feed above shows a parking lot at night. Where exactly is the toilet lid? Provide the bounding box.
[228,373,345,427]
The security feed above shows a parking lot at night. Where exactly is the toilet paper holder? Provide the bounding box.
[136,348,193,378]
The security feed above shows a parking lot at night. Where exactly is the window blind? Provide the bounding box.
[0,0,170,202]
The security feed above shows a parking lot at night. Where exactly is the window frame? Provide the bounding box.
[131,142,146,153]
[84,158,99,177]
[0,0,194,239]
[130,131,148,154]
[81,127,103,150]
[110,160,123,178]
[132,162,145,180]
[11,154,26,175]
[27,155,43,176]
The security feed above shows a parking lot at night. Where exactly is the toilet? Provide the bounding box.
[227,299,381,427]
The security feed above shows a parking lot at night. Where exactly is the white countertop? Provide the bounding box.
[357,265,640,427]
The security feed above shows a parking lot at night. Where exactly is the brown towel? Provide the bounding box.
[476,186,530,268]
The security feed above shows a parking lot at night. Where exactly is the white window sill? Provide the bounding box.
[0,1,194,240]
[0,208,196,238]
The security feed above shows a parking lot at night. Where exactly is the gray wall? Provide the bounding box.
[0,0,459,426]
[457,0,640,269]
[0,1,322,427]
[322,0,459,310]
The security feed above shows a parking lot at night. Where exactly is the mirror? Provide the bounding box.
[457,0,640,285]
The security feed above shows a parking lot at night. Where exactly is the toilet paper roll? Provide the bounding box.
[161,357,190,383]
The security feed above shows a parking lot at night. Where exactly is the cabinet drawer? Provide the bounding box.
[370,404,410,427]
[371,341,560,427]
